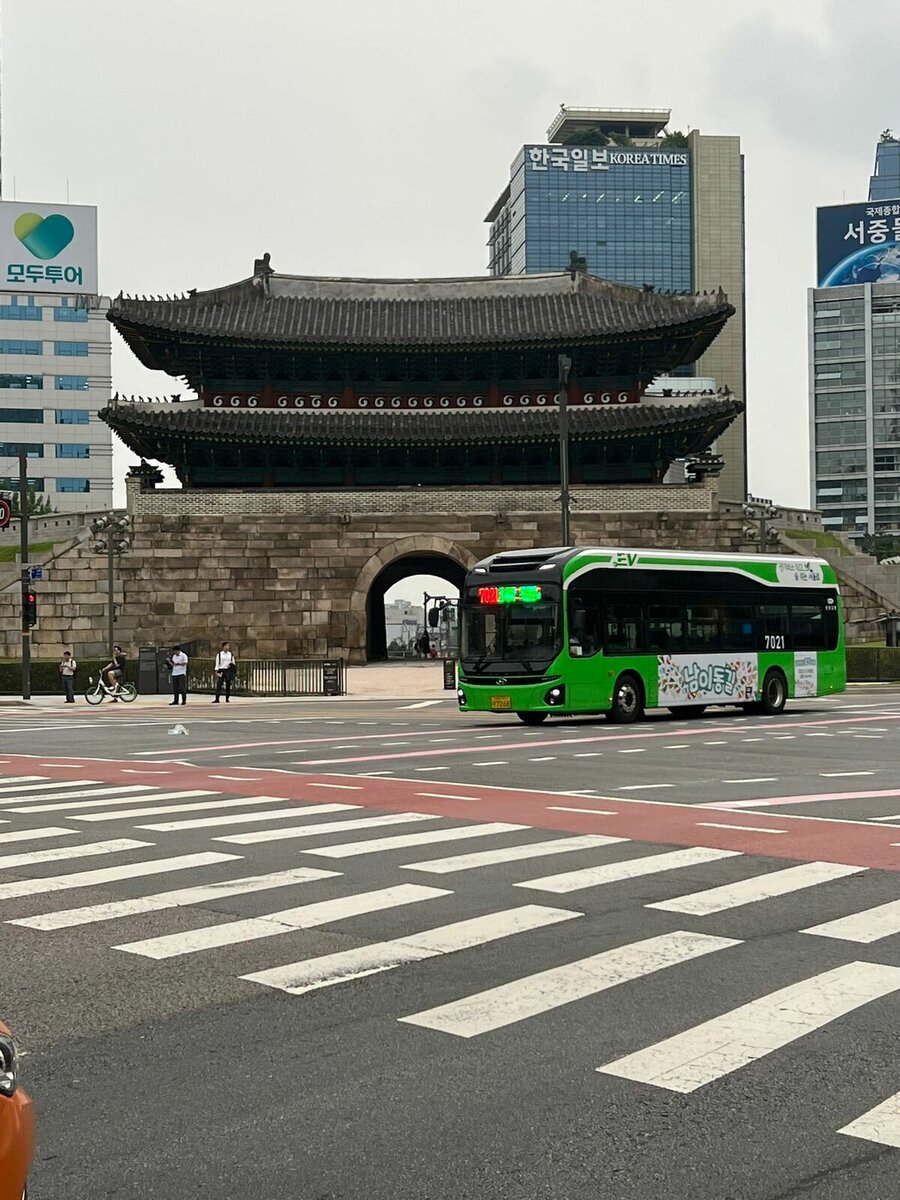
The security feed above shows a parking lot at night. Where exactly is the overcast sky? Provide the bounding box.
[3,0,898,514]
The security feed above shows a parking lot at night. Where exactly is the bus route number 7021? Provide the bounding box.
[764,634,785,650]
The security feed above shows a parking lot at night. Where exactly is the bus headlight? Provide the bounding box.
[544,685,565,706]
[457,689,467,706]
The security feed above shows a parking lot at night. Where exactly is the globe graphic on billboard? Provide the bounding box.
[822,242,900,286]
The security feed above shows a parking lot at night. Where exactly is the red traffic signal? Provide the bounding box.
[0,497,10,531]
[22,589,37,628]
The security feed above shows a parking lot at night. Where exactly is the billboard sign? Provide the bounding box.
[0,201,97,294]
[817,199,900,287]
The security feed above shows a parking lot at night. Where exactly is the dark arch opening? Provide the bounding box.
[366,553,466,662]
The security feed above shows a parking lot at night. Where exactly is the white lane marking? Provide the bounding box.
[72,795,308,822]
[721,778,778,784]
[529,757,557,762]
[243,904,581,995]
[217,811,438,846]
[0,851,239,902]
[703,741,728,746]
[820,771,875,778]
[839,1092,900,1149]
[618,749,646,754]
[772,735,796,740]
[402,834,624,874]
[397,700,444,709]
[308,783,364,791]
[0,826,78,845]
[574,752,603,758]
[8,789,214,813]
[649,861,864,915]
[663,744,690,750]
[116,883,450,959]
[598,961,900,1093]
[209,775,256,782]
[548,806,619,816]
[11,866,340,931]
[137,802,357,832]
[617,784,674,791]
[696,822,787,835]
[741,738,764,743]
[219,754,250,759]
[0,838,151,872]
[804,897,900,943]
[358,771,394,776]
[854,735,884,739]
[516,847,740,894]
[399,930,736,1039]
[0,776,48,785]
[805,732,834,737]
[416,793,480,802]
[472,761,509,766]
[415,767,449,772]
[0,778,101,797]
[305,822,529,859]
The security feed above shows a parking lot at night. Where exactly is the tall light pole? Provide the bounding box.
[19,448,31,699]
[558,353,572,546]
[90,514,131,655]
[742,496,781,552]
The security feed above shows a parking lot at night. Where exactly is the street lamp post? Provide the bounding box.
[90,514,132,656]
[742,496,782,553]
[558,353,572,546]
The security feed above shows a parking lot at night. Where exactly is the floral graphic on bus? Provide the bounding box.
[658,654,758,705]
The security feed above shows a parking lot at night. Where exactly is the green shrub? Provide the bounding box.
[0,658,138,695]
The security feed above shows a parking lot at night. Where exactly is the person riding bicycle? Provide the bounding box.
[102,645,127,699]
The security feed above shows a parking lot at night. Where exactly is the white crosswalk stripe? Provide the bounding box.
[0,778,102,796]
[1,785,157,807]
[137,801,357,832]
[401,834,625,875]
[0,826,78,846]
[400,930,737,1038]
[73,795,319,822]
[216,811,438,846]
[0,850,239,901]
[306,822,528,859]
[648,861,865,916]
[244,904,582,995]
[7,790,213,813]
[597,961,900,1093]
[115,883,451,959]
[11,866,341,930]
[516,846,740,894]
[803,897,900,944]
[0,776,49,786]
[0,837,152,871]
[839,1091,900,1149]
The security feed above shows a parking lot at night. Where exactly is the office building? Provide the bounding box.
[0,201,112,513]
[484,105,747,499]
[870,135,900,202]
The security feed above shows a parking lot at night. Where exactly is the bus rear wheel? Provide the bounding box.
[759,669,787,715]
[516,711,548,725]
[608,673,644,724]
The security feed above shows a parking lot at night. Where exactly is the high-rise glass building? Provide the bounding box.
[869,137,900,203]
[485,106,747,500]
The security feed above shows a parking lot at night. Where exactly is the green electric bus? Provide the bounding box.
[457,546,846,724]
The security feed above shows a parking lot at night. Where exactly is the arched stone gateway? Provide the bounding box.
[349,537,477,663]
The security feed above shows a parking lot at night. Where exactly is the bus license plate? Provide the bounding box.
[491,695,512,710]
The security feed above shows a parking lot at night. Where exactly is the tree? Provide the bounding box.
[880,128,898,143]
[562,128,608,146]
[861,531,900,561]
[608,132,634,147]
[1,487,54,517]
[659,130,689,148]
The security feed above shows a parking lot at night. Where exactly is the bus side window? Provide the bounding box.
[645,603,685,653]
[720,603,755,652]
[568,590,600,657]
[758,603,789,651]
[602,598,640,654]
[791,602,827,650]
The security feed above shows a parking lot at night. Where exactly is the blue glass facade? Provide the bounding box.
[490,145,693,292]
[870,141,900,202]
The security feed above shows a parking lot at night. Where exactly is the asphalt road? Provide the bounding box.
[2,687,900,1198]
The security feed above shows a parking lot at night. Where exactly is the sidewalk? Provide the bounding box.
[347,661,453,699]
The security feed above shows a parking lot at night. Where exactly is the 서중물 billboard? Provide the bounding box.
[0,201,97,295]
[817,199,900,288]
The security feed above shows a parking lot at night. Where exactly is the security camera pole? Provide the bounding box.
[18,448,31,700]
[558,353,572,546]
[742,496,782,553]
[91,514,132,656]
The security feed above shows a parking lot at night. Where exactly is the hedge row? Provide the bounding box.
[845,645,900,682]
[0,658,139,695]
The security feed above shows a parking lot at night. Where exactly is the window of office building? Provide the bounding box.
[54,341,89,357]
[817,448,865,474]
[816,419,865,447]
[815,329,865,359]
[0,408,43,424]
[875,387,900,413]
[54,299,88,323]
[55,477,90,493]
[0,476,43,490]
[815,361,866,387]
[814,298,865,327]
[876,480,900,503]
[875,506,900,528]
[875,416,900,443]
[873,359,900,387]
[873,326,900,356]
[0,303,42,321]
[821,509,866,529]
[818,479,868,504]
[0,340,41,355]
[815,391,865,418]
[0,442,42,458]
[55,374,88,390]
[55,443,90,459]
[54,409,89,425]
[875,450,900,472]
[0,373,41,389]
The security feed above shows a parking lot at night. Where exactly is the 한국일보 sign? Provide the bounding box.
[0,201,98,294]
[658,654,758,706]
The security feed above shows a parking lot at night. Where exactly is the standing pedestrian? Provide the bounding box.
[213,640,236,703]
[168,645,188,706]
[58,650,77,703]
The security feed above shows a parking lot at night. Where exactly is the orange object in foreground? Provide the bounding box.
[0,1019,34,1200]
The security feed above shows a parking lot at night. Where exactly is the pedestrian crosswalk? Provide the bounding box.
[2,769,900,1143]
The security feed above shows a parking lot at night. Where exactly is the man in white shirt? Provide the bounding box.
[168,645,188,706]
[213,641,235,703]
[59,650,77,703]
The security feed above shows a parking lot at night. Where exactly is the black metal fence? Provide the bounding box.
[139,650,346,696]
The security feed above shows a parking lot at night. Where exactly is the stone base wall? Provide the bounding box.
[0,485,866,663]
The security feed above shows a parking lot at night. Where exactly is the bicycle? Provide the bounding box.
[84,674,137,705]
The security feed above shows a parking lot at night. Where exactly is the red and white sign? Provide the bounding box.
[201,386,643,410]
[0,497,11,530]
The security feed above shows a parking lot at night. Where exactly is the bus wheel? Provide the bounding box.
[609,673,644,724]
[516,711,548,725]
[668,705,706,717]
[759,669,787,715]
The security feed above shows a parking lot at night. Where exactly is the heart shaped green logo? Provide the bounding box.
[14,212,75,260]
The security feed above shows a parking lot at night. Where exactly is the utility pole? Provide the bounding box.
[742,496,782,552]
[91,514,132,656]
[18,449,30,700]
[558,353,572,546]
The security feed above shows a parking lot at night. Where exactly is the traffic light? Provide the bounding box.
[22,589,37,629]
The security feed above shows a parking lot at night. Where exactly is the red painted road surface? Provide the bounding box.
[2,752,900,871]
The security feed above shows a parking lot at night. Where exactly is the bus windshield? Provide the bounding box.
[460,584,561,672]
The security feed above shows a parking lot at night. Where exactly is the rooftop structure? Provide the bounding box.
[547,106,672,145]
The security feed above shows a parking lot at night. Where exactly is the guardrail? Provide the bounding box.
[846,646,900,682]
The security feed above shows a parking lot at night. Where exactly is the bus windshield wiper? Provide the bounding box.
[471,656,494,674]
